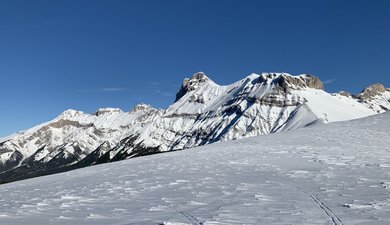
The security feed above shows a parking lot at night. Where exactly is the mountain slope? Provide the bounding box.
[0,111,389,224]
[101,72,386,159]
[0,72,389,183]
[0,105,162,182]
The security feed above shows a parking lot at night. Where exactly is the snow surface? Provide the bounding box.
[296,89,375,122]
[0,112,389,225]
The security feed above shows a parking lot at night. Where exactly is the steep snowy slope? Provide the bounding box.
[0,72,389,183]
[0,112,388,225]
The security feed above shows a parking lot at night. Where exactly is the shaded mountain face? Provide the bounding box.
[0,72,389,183]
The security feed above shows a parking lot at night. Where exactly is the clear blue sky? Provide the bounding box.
[1,0,389,137]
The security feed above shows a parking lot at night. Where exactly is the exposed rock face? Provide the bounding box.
[303,75,324,90]
[355,83,390,113]
[258,73,324,92]
[131,104,153,113]
[358,83,387,100]
[175,72,211,102]
[48,119,93,129]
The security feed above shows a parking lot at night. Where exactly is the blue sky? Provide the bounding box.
[1,0,389,137]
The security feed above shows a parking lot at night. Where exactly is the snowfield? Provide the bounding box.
[0,112,389,225]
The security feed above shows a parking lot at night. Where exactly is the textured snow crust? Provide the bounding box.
[0,112,389,225]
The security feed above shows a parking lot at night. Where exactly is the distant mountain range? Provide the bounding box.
[1,72,389,183]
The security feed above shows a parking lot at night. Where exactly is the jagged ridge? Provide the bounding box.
[0,72,389,183]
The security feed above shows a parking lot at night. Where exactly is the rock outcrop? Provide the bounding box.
[357,83,387,100]
[175,72,213,102]
[258,73,324,92]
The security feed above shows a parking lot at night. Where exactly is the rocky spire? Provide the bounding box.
[357,83,387,101]
[174,72,212,102]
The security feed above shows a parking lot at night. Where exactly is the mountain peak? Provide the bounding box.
[191,71,209,80]
[358,83,387,100]
[1,71,390,185]
[174,72,216,102]
[130,104,154,112]
[59,109,86,118]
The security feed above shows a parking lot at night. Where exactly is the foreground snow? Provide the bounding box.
[0,113,389,225]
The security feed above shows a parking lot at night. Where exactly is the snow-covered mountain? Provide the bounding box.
[0,110,389,225]
[0,72,389,183]
[0,105,162,182]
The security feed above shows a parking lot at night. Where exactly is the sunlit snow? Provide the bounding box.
[0,112,389,224]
